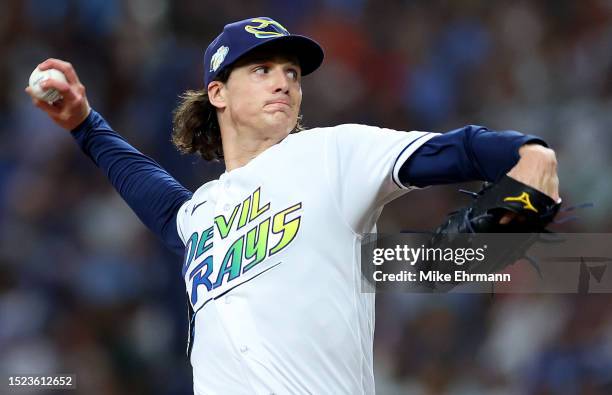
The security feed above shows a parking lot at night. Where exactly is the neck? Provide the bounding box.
[221,125,284,172]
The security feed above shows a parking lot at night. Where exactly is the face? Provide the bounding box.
[209,49,302,140]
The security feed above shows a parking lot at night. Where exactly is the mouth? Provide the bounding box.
[265,99,291,108]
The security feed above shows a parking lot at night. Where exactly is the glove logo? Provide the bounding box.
[244,18,289,39]
[503,192,538,213]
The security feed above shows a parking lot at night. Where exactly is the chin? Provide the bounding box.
[263,116,296,134]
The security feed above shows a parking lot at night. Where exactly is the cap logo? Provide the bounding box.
[244,18,289,39]
[210,45,229,72]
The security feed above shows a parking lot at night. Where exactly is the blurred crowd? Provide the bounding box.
[1,0,611,394]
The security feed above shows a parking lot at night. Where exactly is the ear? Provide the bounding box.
[208,81,226,110]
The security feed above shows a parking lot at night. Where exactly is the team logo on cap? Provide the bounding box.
[245,18,289,39]
[210,45,229,72]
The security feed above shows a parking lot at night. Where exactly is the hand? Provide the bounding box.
[500,143,560,225]
[25,58,91,131]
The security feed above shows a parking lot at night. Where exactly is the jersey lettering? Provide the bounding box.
[184,187,302,307]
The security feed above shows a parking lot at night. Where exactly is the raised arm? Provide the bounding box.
[399,125,559,202]
[26,58,192,256]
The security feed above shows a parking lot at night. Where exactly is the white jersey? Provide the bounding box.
[176,124,437,395]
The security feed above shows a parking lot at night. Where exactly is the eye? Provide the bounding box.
[287,68,299,80]
[254,65,269,74]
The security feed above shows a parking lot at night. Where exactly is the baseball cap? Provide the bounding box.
[203,17,324,87]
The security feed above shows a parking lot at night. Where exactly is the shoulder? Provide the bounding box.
[192,179,219,200]
[284,124,380,143]
[292,124,432,146]
[297,123,379,134]
[177,179,218,215]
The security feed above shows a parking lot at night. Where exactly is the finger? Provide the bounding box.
[26,86,63,112]
[40,79,76,101]
[499,212,516,225]
[30,95,63,115]
[38,58,80,84]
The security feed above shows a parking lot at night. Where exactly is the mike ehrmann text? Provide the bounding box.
[373,270,511,283]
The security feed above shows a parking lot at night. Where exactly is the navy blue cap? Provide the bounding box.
[203,17,324,87]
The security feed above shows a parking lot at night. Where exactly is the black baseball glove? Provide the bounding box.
[418,175,562,291]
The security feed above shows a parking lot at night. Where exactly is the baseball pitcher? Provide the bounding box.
[27,17,560,395]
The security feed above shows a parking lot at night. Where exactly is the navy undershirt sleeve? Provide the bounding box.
[71,109,193,256]
[399,125,548,188]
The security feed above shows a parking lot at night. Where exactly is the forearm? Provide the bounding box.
[71,110,192,255]
[399,125,547,187]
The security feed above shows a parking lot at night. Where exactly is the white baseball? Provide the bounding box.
[28,67,67,103]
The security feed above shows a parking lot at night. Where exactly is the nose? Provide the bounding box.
[270,67,290,94]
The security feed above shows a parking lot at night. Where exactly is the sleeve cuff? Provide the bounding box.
[520,136,548,148]
[70,108,99,137]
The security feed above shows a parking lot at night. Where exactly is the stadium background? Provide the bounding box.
[1,0,611,394]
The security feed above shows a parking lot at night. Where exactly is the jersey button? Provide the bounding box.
[223,203,231,211]
[224,181,231,189]
[239,345,248,353]
[224,296,231,304]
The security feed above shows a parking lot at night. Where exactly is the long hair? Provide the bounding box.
[171,69,231,161]
[171,68,304,162]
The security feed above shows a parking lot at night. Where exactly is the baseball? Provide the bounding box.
[28,67,67,103]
